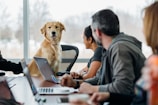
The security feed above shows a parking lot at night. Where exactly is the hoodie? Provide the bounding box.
[85,32,146,95]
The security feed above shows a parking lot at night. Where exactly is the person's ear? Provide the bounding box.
[88,37,93,43]
[95,29,102,37]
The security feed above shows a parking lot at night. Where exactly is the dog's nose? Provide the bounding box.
[52,31,56,37]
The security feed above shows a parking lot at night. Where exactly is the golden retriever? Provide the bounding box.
[28,21,65,77]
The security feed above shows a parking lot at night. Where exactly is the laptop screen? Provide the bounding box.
[20,58,27,70]
[23,67,38,96]
[33,57,56,82]
[20,58,38,95]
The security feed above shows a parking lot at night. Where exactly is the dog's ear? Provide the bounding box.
[41,24,46,35]
[58,22,66,31]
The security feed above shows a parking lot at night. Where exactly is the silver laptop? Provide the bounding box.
[21,58,77,95]
[34,56,60,83]
[21,59,50,94]
[20,59,40,95]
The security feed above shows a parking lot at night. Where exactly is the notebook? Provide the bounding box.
[33,56,60,83]
[21,59,77,95]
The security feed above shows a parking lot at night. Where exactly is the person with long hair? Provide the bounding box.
[133,1,158,105]
[70,25,102,80]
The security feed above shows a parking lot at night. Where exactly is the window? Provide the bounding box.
[0,0,23,59]
[0,0,153,62]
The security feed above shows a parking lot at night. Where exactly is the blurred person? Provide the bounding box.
[60,9,146,105]
[133,1,158,105]
[0,51,23,74]
[70,25,102,80]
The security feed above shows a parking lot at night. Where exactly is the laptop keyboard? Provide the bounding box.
[37,87,78,95]
[38,87,54,94]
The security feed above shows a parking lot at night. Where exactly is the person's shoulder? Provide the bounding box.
[96,46,104,52]
[94,47,104,55]
[111,32,141,49]
[92,47,103,61]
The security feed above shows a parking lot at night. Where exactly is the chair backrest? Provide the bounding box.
[56,44,79,76]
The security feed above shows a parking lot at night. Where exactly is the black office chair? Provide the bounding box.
[56,44,79,76]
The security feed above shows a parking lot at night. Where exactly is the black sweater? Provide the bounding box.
[0,52,23,74]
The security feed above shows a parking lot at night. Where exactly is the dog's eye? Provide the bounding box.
[55,26,58,29]
[48,26,51,29]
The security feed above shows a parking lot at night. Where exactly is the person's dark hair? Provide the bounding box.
[84,25,95,42]
[91,9,120,36]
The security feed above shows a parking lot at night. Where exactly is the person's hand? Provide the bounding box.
[70,72,82,79]
[69,100,89,105]
[79,70,87,75]
[60,74,76,87]
[79,82,98,93]
[90,92,110,103]
[69,96,100,105]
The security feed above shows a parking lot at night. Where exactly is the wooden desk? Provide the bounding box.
[7,76,70,105]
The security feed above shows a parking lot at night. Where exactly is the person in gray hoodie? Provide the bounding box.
[61,9,146,105]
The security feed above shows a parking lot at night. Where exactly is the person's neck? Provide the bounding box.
[102,35,113,50]
[91,43,98,52]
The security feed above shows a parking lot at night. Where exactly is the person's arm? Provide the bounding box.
[84,69,100,85]
[71,61,101,80]
[0,58,23,74]
[70,61,101,80]
[61,47,102,88]
[60,74,84,88]
[78,70,101,93]
[70,66,88,79]
[69,100,89,105]
[71,47,102,80]
[82,47,102,79]
[82,61,101,80]
[79,66,88,75]
[99,45,136,94]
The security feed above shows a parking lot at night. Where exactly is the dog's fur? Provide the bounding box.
[28,21,65,77]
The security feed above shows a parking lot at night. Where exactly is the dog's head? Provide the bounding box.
[41,21,65,45]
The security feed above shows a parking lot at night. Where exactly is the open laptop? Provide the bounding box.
[20,59,40,96]
[33,56,60,83]
[20,59,77,95]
